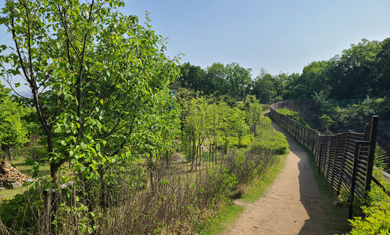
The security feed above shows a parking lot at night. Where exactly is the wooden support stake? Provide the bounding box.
[365,116,378,192]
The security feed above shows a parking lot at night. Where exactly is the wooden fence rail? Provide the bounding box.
[270,101,379,219]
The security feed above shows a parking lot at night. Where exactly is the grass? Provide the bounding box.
[0,157,50,200]
[198,203,245,235]
[303,147,351,234]
[198,153,288,234]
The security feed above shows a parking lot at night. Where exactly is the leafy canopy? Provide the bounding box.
[0,0,181,181]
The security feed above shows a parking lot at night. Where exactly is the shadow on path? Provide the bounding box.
[271,120,326,234]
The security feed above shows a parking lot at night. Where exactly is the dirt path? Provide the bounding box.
[224,118,326,235]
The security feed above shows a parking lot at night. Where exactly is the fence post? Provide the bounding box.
[365,116,378,192]
[318,143,323,175]
[336,132,349,196]
[43,191,51,233]
[349,141,363,220]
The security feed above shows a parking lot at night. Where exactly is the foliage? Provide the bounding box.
[374,144,387,170]
[276,108,309,127]
[319,114,335,132]
[173,62,253,98]
[250,117,289,155]
[224,134,253,149]
[0,81,29,154]
[0,1,181,183]
[312,89,330,110]
[346,170,390,235]
[289,84,308,100]
[246,97,262,137]
[0,179,53,234]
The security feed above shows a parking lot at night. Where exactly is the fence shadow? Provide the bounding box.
[271,120,327,235]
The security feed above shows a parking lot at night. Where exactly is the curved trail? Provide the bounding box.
[224,118,326,235]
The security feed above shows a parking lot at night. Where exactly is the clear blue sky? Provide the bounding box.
[1,0,390,92]
[124,0,390,76]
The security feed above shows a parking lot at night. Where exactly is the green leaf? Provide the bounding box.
[15,83,20,88]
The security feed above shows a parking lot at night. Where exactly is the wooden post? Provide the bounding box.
[336,132,349,196]
[365,116,378,192]
[318,143,323,175]
[43,191,51,233]
[349,141,368,219]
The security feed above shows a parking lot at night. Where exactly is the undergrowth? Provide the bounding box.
[0,117,288,234]
[276,108,309,127]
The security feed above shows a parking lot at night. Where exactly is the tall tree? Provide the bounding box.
[178,62,208,93]
[0,0,180,182]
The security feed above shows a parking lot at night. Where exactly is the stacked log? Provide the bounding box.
[0,159,32,188]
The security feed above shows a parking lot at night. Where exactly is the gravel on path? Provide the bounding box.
[224,118,326,235]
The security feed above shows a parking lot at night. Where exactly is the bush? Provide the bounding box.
[347,183,390,234]
[251,132,289,155]
[250,117,289,155]
[225,134,254,149]
[0,179,52,234]
[346,169,390,235]
[373,97,390,118]
[277,108,309,127]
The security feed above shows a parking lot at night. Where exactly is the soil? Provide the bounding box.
[224,118,326,235]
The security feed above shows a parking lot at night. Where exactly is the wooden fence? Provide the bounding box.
[270,101,383,219]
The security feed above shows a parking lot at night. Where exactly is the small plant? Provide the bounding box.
[374,144,388,170]
[319,114,335,133]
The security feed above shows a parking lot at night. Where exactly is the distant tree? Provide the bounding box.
[375,38,390,97]
[225,62,252,99]
[253,73,276,103]
[328,39,382,99]
[179,62,208,93]
[206,62,227,96]
[290,84,308,100]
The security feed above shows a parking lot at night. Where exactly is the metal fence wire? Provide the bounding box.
[270,101,379,219]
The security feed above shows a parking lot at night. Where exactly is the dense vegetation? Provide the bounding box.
[0,0,389,234]
[0,88,289,233]
[173,38,390,117]
[0,1,288,232]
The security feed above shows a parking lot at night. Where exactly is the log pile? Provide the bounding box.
[0,159,31,188]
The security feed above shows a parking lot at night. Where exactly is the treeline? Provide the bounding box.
[173,38,390,106]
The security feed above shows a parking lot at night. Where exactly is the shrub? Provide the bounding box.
[346,169,390,235]
[347,186,390,234]
[277,108,309,127]
[250,117,289,155]
[224,134,254,149]
[251,132,289,155]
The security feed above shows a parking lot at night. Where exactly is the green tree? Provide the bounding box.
[206,62,227,96]
[225,62,252,99]
[0,81,29,159]
[248,100,262,136]
[0,1,180,183]
[231,108,249,147]
[178,62,208,94]
[253,73,276,103]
